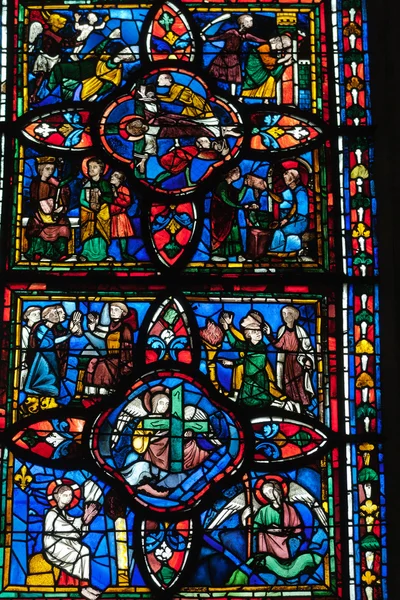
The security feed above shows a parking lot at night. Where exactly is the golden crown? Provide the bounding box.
[36,156,56,165]
[277,12,298,28]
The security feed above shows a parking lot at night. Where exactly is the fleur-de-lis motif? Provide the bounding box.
[14,465,33,491]
[362,570,377,586]
[352,222,371,239]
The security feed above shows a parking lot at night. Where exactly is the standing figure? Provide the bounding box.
[219,310,286,405]
[109,171,135,261]
[25,157,71,262]
[84,302,136,398]
[20,306,42,388]
[30,14,79,103]
[266,305,315,409]
[71,12,109,61]
[210,167,246,262]
[219,310,273,408]
[242,35,293,102]
[270,168,309,254]
[24,305,82,400]
[43,483,101,599]
[204,15,265,96]
[79,158,113,262]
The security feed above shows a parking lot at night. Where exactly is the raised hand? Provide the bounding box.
[219,311,233,330]
[88,313,99,332]
[69,311,83,336]
[83,502,100,524]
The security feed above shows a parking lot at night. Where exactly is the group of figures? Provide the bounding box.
[11,460,329,597]
[24,156,139,263]
[15,3,322,270]
[21,152,316,265]
[200,304,316,413]
[3,3,342,599]
[27,8,308,107]
[207,160,312,262]
[18,297,317,418]
[28,11,137,105]
[19,301,137,412]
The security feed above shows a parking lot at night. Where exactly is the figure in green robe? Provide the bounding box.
[79,158,113,262]
[210,166,247,262]
[47,31,134,101]
[241,36,292,102]
[228,479,322,585]
[218,310,273,407]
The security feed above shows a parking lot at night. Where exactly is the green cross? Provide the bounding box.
[142,384,209,472]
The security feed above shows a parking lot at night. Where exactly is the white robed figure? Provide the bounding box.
[43,480,102,600]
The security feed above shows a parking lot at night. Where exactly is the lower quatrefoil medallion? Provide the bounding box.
[91,371,245,513]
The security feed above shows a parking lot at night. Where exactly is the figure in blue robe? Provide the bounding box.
[270,168,308,253]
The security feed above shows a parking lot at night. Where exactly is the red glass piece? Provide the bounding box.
[22,110,92,151]
[147,3,195,63]
[149,203,196,268]
[253,417,328,463]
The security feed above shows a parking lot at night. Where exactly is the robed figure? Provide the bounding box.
[210,167,246,262]
[83,302,136,397]
[79,158,113,262]
[25,157,71,261]
[266,305,315,408]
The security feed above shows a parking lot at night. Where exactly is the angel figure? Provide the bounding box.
[71,12,110,61]
[111,385,221,498]
[207,475,328,585]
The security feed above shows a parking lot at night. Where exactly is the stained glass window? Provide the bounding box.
[0,1,387,599]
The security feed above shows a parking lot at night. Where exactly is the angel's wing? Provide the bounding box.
[110,397,147,449]
[29,21,43,45]
[207,492,263,530]
[288,482,328,530]
[207,492,247,530]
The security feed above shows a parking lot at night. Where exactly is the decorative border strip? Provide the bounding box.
[346,442,387,600]
[343,284,381,436]
[332,0,371,126]
[339,136,377,276]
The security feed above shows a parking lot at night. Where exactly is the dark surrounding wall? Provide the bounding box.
[367,0,400,594]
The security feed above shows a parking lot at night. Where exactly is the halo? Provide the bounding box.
[81,156,110,178]
[47,478,81,509]
[268,157,313,192]
[119,114,147,141]
[254,475,288,505]
[143,385,170,413]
